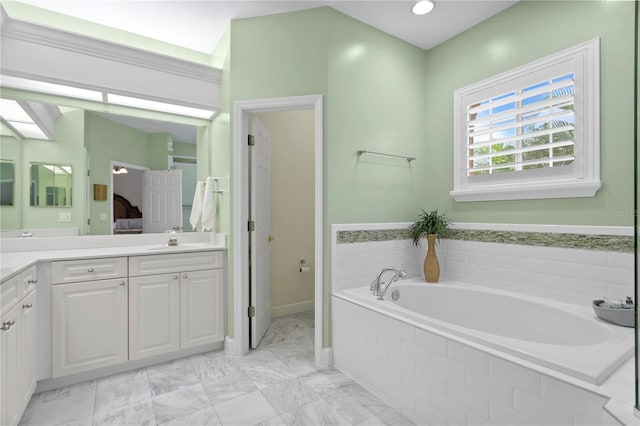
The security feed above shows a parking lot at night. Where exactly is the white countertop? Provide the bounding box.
[0,233,226,282]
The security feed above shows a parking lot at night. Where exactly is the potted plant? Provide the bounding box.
[408,209,450,283]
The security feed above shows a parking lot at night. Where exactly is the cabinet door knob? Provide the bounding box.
[28,279,38,284]
[119,281,126,286]
[22,303,33,310]
[182,274,188,279]
[88,268,94,272]
[173,275,179,280]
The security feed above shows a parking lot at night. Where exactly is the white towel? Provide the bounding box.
[189,180,205,231]
[201,177,217,232]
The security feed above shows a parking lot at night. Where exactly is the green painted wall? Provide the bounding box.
[0,136,23,230]
[85,113,158,234]
[21,110,86,231]
[148,133,172,170]
[173,142,196,158]
[210,25,233,332]
[224,7,430,343]
[424,0,635,226]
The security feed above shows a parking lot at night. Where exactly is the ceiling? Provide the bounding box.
[18,0,516,53]
[93,111,197,144]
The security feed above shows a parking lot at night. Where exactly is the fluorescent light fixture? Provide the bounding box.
[107,93,215,119]
[9,122,48,140]
[412,0,435,15]
[0,98,53,140]
[1,75,103,102]
[0,99,32,122]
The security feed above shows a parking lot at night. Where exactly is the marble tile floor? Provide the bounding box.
[19,311,415,426]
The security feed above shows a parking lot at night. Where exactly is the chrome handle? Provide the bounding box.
[173,275,178,280]
[1,320,16,331]
[22,303,33,310]
[28,279,38,284]
[88,268,94,272]
[119,281,126,286]
[182,274,188,279]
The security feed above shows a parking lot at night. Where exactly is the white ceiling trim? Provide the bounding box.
[0,9,221,84]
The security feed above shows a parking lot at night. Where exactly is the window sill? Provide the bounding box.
[450,180,602,202]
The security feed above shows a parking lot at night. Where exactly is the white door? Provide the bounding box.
[52,279,128,377]
[180,269,224,349]
[250,117,272,348]
[19,291,37,409]
[129,274,180,360]
[1,303,21,426]
[143,170,182,233]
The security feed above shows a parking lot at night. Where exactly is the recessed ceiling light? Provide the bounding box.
[412,0,435,15]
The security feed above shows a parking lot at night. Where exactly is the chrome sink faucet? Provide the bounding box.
[370,268,407,300]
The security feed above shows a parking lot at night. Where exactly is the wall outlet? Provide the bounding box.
[100,213,108,221]
[58,212,71,222]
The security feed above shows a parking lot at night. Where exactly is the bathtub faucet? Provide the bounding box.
[370,268,407,300]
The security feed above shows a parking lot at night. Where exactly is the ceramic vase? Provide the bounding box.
[423,234,440,283]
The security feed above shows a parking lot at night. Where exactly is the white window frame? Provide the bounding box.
[450,39,601,202]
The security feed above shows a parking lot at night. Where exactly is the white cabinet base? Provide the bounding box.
[52,279,128,378]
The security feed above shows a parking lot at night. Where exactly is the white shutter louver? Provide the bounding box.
[466,74,575,176]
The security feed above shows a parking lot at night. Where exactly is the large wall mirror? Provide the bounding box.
[0,91,211,236]
[29,162,73,207]
[0,160,15,206]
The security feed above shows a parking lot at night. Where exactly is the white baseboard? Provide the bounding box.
[272,299,314,318]
[224,335,243,356]
[316,347,333,369]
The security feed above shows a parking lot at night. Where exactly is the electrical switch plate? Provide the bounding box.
[58,212,71,222]
[100,213,108,221]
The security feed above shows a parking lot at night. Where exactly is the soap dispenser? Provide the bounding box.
[168,231,178,246]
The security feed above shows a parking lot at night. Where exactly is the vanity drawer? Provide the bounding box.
[129,251,223,276]
[1,275,21,316]
[52,257,128,284]
[21,266,38,295]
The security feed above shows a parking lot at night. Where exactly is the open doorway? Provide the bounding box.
[111,161,147,235]
[249,111,315,348]
[231,95,327,367]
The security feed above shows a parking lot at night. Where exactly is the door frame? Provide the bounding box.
[230,94,327,367]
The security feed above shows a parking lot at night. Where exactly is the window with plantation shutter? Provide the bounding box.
[450,39,601,202]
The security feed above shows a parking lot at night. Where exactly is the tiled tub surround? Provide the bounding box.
[333,296,626,426]
[330,223,635,425]
[339,281,632,385]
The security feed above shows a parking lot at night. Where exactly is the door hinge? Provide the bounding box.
[248,134,255,146]
[248,306,256,317]
[87,219,90,225]
[87,170,90,177]
[248,220,255,232]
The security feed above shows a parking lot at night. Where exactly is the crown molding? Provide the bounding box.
[0,9,221,85]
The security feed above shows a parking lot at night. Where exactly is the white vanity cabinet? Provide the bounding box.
[128,251,224,360]
[51,258,128,378]
[1,266,37,426]
[128,273,180,360]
